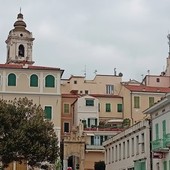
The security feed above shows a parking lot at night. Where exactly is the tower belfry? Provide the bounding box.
[5,12,35,65]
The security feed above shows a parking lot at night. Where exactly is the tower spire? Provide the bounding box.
[167,33,170,57]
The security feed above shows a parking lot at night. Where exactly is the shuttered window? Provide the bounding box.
[44,106,52,120]
[45,75,55,87]
[149,97,154,107]
[106,103,111,112]
[155,123,159,140]
[8,73,16,86]
[30,74,38,87]
[134,96,140,108]
[117,104,123,112]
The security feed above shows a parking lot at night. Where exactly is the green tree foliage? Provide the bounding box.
[94,161,105,170]
[0,97,59,168]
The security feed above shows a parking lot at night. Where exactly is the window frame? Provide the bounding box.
[106,103,111,112]
[86,99,94,106]
[8,73,16,86]
[63,103,70,114]
[44,106,52,120]
[45,75,55,88]
[134,96,140,108]
[63,122,70,133]
[30,74,38,87]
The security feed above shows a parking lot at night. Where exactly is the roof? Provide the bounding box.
[0,64,64,71]
[124,84,170,93]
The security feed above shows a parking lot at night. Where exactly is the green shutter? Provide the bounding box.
[64,104,69,113]
[134,96,140,108]
[30,74,38,87]
[106,103,111,112]
[117,104,122,112]
[44,106,52,120]
[149,97,154,107]
[169,160,170,170]
[164,161,167,170]
[141,161,146,170]
[8,73,16,86]
[155,123,159,140]
[162,120,166,138]
[45,75,55,87]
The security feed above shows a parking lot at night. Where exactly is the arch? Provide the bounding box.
[18,44,25,57]
[30,74,38,87]
[45,75,55,87]
[8,73,16,86]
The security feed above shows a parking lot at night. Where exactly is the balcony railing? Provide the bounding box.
[86,144,104,150]
[165,133,170,147]
[84,127,123,132]
[152,138,169,152]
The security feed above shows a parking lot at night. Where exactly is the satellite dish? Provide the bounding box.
[119,72,123,77]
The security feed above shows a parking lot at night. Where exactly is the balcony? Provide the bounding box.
[86,144,104,151]
[165,133,170,147]
[152,138,169,153]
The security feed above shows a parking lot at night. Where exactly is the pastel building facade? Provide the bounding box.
[144,93,170,170]
[2,12,63,170]
[103,120,151,170]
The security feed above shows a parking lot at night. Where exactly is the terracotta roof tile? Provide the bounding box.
[124,85,170,93]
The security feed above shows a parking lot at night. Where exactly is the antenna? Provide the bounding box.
[84,65,86,78]
[20,7,22,13]
[94,69,97,75]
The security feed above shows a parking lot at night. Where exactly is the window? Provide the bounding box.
[123,142,125,159]
[18,44,24,57]
[115,145,118,161]
[64,103,70,114]
[85,90,88,94]
[82,120,87,128]
[106,85,114,94]
[162,120,166,138]
[136,136,139,155]
[30,74,38,87]
[112,147,114,162]
[141,133,145,153]
[45,75,55,87]
[131,138,134,156]
[149,97,154,107]
[134,96,140,108]
[127,140,130,157]
[64,122,69,133]
[117,104,123,112]
[156,78,160,82]
[8,73,16,86]
[119,143,121,160]
[86,99,94,106]
[163,161,167,170]
[155,123,159,140]
[87,118,97,127]
[74,80,77,84]
[44,106,52,120]
[106,103,111,112]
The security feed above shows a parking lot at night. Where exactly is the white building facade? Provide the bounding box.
[144,93,170,170]
[103,120,151,170]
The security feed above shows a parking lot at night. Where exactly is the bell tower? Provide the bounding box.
[5,12,35,65]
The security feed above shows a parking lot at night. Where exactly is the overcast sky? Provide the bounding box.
[0,0,170,81]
